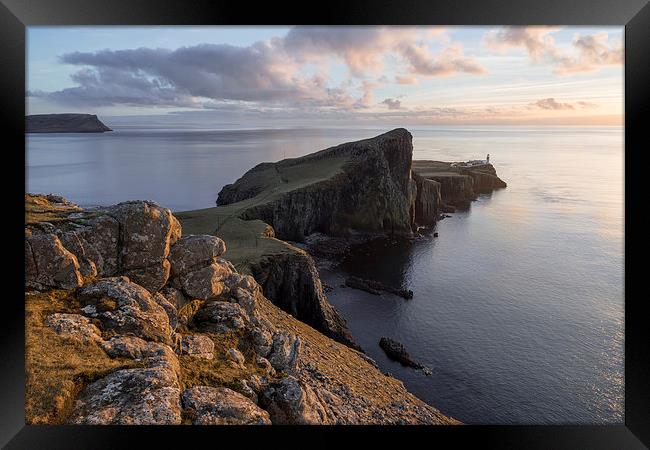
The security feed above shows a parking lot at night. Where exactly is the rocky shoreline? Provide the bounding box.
[25,128,505,425]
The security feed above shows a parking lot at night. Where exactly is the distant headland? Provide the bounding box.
[26,114,112,133]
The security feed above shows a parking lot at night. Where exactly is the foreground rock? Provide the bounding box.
[26,113,112,133]
[26,194,458,425]
[345,276,413,299]
[182,386,271,425]
[25,194,181,293]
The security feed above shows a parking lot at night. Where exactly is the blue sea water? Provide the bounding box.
[26,124,624,424]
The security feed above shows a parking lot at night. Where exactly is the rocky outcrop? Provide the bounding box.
[411,160,506,211]
[248,248,360,351]
[78,277,174,345]
[25,194,181,293]
[217,128,417,241]
[412,172,441,226]
[182,386,271,425]
[26,114,112,133]
[25,194,458,425]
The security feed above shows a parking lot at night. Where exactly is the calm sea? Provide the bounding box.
[26,125,624,424]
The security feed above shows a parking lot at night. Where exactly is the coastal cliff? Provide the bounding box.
[26,114,112,133]
[25,194,456,425]
[412,160,507,210]
[178,130,507,353]
[217,128,417,241]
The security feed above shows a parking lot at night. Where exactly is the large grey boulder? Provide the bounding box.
[181,386,271,425]
[25,233,83,290]
[191,301,249,333]
[106,201,181,292]
[168,235,227,277]
[45,313,103,344]
[78,277,173,345]
[259,376,331,424]
[176,262,231,300]
[69,363,181,425]
[267,332,302,373]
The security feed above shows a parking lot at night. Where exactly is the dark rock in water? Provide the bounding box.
[433,232,439,237]
[345,276,413,299]
[26,114,112,133]
[379,337,423,369]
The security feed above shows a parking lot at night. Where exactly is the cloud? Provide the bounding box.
[394,75,419,85]
[484,27,622,74]
[398,43,487,76]
[381,98,402,110]
[284,26,484,78]
[530,98,599,110]
[30,26,488,110]
[532,98,574,110]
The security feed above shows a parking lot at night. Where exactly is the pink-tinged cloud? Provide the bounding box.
[381,98,402,110]
[529,98,600,110]
[394,75,419,85]
[399,43,487,76]
[284,26,486,78]
[484,27,622,74]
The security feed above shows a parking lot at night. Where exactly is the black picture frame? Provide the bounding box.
[2,0,648,447]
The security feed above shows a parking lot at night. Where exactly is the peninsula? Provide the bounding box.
[24,129,505,425]
[176,129,506,351]
[26,114,112,133]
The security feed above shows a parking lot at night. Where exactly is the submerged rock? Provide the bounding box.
[379,337,425,369]
[345,276,413,299]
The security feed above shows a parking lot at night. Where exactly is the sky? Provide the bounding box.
[26,26,624,126]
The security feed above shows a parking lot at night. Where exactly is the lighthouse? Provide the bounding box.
[486,153,490,164]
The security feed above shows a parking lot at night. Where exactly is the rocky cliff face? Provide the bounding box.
[247,248,359,351]
[25,194,457,425]
[26,114,112,133]
[411,160,507,211]
[217,128,418,241]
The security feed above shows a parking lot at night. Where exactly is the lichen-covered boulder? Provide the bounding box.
[25,234,83,290]
[178,335,214,359]
[259,376,330,424]
[226,348,246,368]
[191,301,249,333]
[78,277,173,345]
[69,363,182,425]
[159,286,187,309]
[249,326,274,358]
[154,292,178,330]
[168,235,226,277]
[105,200,181,292]
[176,262,232,300]
[45,313,103,344]
[268,332,302,373]
[181,386,271,425]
